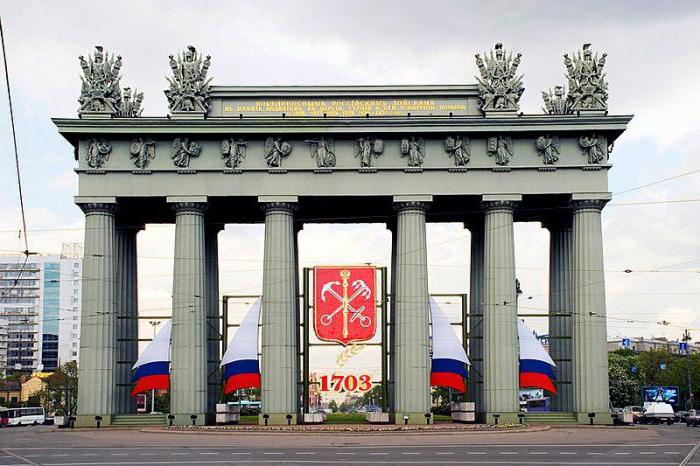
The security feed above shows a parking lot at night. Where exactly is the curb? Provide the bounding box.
[139,425,552,435]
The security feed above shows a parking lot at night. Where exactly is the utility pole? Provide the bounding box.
[684,330,693,410]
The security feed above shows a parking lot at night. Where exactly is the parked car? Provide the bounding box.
[623,405,645,424]
[686,410,700,426]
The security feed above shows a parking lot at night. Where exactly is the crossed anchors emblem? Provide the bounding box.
[320,269,372,338]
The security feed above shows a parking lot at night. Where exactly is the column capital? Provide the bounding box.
[78,202,118,215]
[205,222,226,233]
[541,214,573,231]
[464,215,485,232]
[393,201,430,214]
[171,202,207,215]
[570,199,608,212]
[481,200,517,213]
[116,223,144,233]
[261,201,298,214]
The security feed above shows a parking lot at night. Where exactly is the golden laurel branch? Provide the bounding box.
[335,343,365,369]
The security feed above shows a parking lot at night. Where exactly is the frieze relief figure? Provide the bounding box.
[118,87,144,117]
[565,43,608,112]
[264,137,293,167]
[130,138,156,169]
[400,137,425,167]
[579,134,607,164]
[535,135,560,165]
[354,138,383,168]
[305,137,336,168]
[444,135,470,166]
[487,136,514,166]
[171,138,201,168]
[165,46,212,113]
[221,138,247,168]
[475,43,524,112]
[85,138,112,169]
[78,46,123,115]
[542,85,572,115]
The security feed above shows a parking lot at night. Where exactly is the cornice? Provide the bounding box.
[53,114,634,139]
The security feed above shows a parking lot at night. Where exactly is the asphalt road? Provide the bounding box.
[2,423,700,465]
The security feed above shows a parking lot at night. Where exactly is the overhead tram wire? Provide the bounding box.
[0,17,30,257]
[0,18,34,304]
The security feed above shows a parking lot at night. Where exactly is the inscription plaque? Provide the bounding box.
[221,97,469,117]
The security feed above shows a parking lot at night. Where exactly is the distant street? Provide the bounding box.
[2,424,700,465]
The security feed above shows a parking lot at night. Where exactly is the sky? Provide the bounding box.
[1,1,700,378]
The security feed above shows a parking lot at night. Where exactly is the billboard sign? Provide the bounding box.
[643,386,680,406]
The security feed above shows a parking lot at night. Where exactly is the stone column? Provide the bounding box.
[465,218,484,413]
[545,216,574,412]
[205,224,223,415]
[114,224,141,415]
[260,198,299,425]
[482,199,519,424]
[170,200,208,426]
[571,198,611,424]
[392,197,431,424]
[75,201,117,427]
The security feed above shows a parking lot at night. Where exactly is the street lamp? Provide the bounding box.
[147,320,161,414]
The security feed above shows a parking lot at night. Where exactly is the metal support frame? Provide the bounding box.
[300,267,389,415]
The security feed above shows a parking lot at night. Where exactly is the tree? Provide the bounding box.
[431,386,452,415]
[608,351,644,407]
[327,399,338,413]
[38,361,78,416]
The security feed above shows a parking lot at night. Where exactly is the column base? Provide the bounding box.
[482,412,520,425]
[259,413,297,426]
[392,412,433,425]
[73,414,113,428]
[170,412,209,426]
[575,411,613,425]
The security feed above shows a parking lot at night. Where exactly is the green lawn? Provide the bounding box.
[325,413,367,424]
[239,415,259,424]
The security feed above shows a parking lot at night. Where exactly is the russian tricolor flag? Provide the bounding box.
[131,320,171,396]
[221,298,261,394]
[518,319,557,394]
[430,298,470,393]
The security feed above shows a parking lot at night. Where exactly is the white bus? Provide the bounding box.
[7,407,45,426]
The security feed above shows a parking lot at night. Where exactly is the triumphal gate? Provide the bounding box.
[54,43,630,426]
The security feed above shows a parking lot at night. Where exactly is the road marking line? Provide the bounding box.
[467,452,487,455]
[588,452,604,455]
[368,453,388,455]
[110,454,128,456]
[681,441,700,466]
[263,452,283,455]
[529,452,547,455]
[499,452,517,455]
[200,452,219,455]
[337,452,356,455]
[296,452,316,455]
[170,453,188,455]
[402,452,421,455]
[0,448,41,466]
[615,452,630,455]
[559,452,577,455]
[436,452,454,455]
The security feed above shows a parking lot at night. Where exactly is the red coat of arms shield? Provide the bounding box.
[313,266,376,346]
